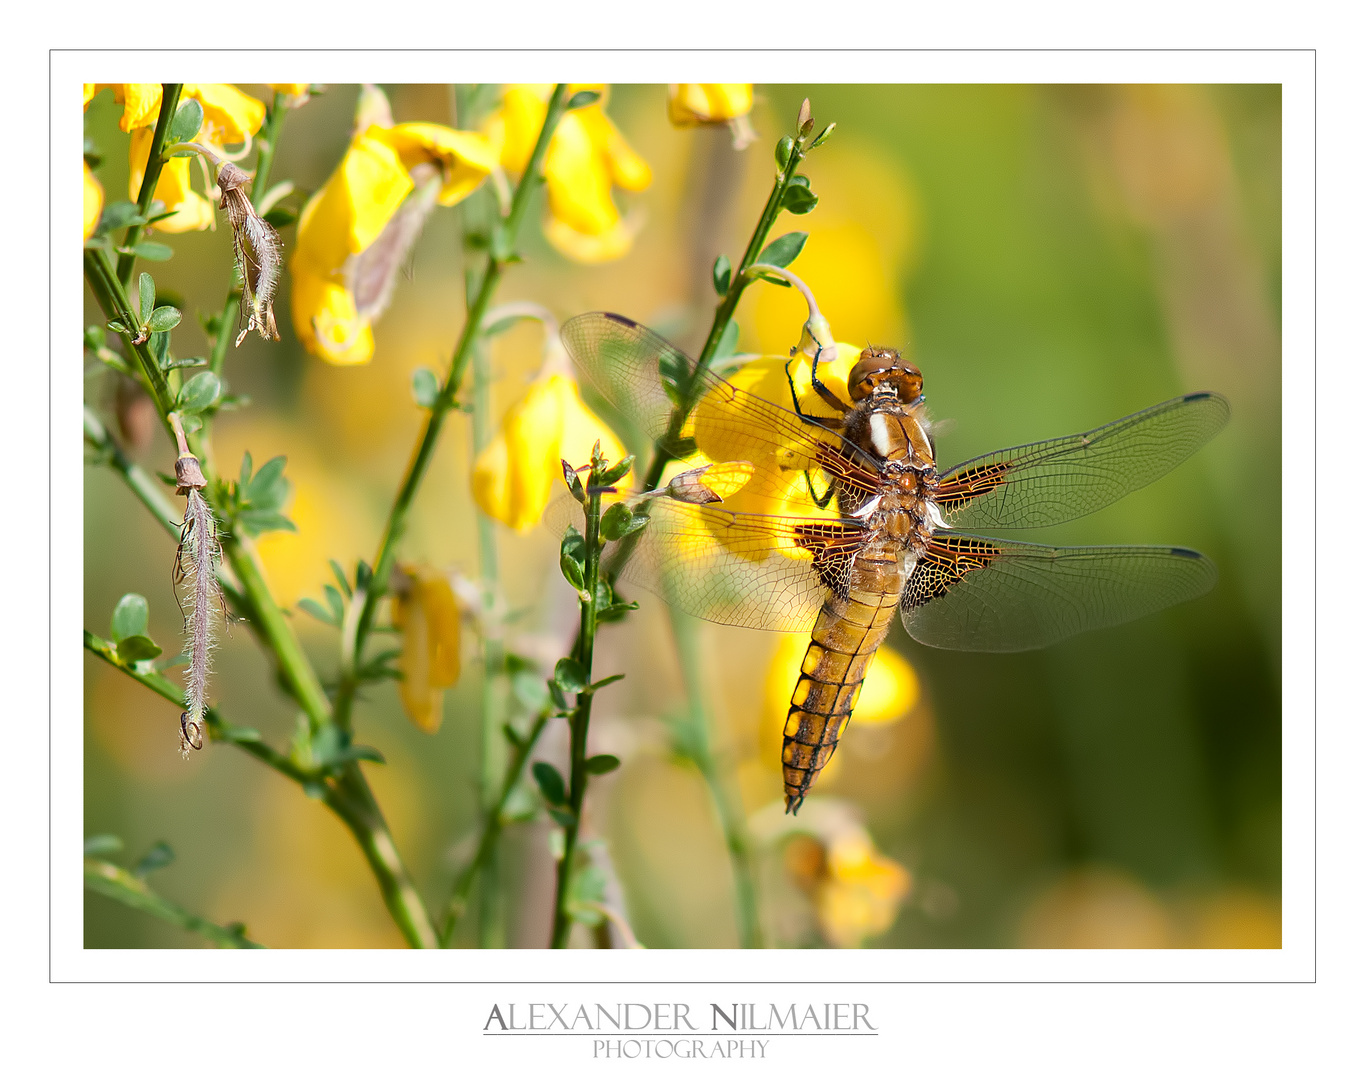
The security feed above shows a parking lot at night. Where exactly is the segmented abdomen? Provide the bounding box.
[782,557,901,813]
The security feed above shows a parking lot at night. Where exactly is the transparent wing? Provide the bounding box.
[901,533,1217,652]
[562,312,883,505]
[548,493,867,633]
[935,392,1230,530]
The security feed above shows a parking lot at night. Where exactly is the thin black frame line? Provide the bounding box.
[61,61,1300,988]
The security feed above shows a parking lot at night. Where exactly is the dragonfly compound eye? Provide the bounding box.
[848,348,923,403]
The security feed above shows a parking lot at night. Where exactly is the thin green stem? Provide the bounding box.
[85,858,264,948]
[667,608,762,948]
[471,337,507,948]
[84,247,175,422]
[334,83,569,734]
[551,483,604,949]
[83,406,248,615]
[116,84,182,287]
[638,136,807,495]
[440,710,550,946]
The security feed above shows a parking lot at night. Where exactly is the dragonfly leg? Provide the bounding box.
[809,338,851,415]
[784,357,845,431]
[803,469,838,509]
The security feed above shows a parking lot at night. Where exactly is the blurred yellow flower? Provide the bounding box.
[269,83,312,96]
[290,107,496,364]
[668,84,753,125]
[484,84,652,264]
[815,830,912,948]
[88,84,268,234]
[83,160,103,240]
[471,371,629,532]
[391,565,462,734]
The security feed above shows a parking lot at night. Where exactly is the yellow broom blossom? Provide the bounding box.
[83,160,103,240]
[667,84,757,149]
[392,566,462,734]
[471,371,630,532]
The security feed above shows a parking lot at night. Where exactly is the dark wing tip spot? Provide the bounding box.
[604,312,638,328]
[1169,546,1204,559]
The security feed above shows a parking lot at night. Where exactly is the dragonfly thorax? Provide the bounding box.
[848,347,923,405]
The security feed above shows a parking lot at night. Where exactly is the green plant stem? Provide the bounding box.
[333,83,569,735]
[84,857,263,948]
[638,137,807,496]
[667,608,762,948]
[83,406,248,615]
[84,247,175,424]
[440,710,550,946]
[551,485,605,949]
[116,84,182,287]
[84,627,438,948]
[470,338,506,948]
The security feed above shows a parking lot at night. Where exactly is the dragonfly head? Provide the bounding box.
[848,347,923,406]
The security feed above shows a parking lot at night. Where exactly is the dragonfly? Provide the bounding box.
[560,312,1230,813]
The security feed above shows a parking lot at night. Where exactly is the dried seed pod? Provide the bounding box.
[217,162,282,345]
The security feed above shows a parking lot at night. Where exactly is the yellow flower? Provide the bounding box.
[89,84,269,233]
[83,160,103,240]
[269,83,312,96]
[668,84,753,125]
[471,371,629,532]
[815,830,912,948]
[484,84,651,264]
[290,111,496,364]
[391,566,462,734]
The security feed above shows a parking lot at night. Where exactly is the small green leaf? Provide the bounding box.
[553,657,589,694]
[758,231,808,269]
[115,635,162,663]
[160,354,206,371]
[548,680,568,711]
[133,841,175,878]
[96,201,146,235]
[585,753,621,775]
[502,722,523,749]
[596,600,640,624]
[411,368,439,408]
[83,835,123,856]
[106,319,128,334]
[774,134,795,173]
[548,807,577,829]
[566,89,602,110]
[244,455,288,508]
[262,205,298,229]
[147,305,182,332]
[588,674,625,692]
[512,670,551,712]
[560,527,586,590]
[355,560,373,592]
[238,451,254,489]
[329,559,353,599]
[532,761,568,806]
[658,347,692,409]
[561,460,587,504]
[168,99,204,143]
[130,241,174,261]
[111,593,149,641]
[809,122,836,149]
[177,411,203,434]
[781,186,819,215]
[712,254,732,296]
[323,584,346,623]
[597,455,634,487]
[236,510,296,536]
[177,370,221,413]
[298,597,342,627]
[138,273,156,323]
[599,501,636,542]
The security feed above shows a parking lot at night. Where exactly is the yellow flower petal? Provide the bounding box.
[182,83,266,146]
[471,374,568,532]
[288,268,375,365]
[373,123,497,206]
[108,84,163,132]
[393,566,462,734]
[668,84,754,125]
[542,212,640,265]
[293,132,413,273]
[554,373,632,484]
[127,127,215,232]
[83,160,103,240]
[268,83,311,96]
[83,84,96,108]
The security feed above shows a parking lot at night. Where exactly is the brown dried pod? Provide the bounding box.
[217,162,282,345]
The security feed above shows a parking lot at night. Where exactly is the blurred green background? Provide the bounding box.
[84,83,1280,948]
